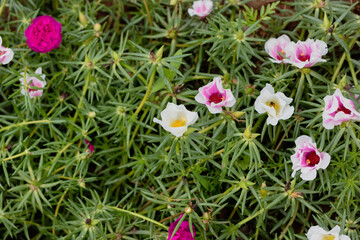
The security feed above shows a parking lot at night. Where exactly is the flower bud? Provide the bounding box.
[94,23,101,32]
[233,111,244,119]
[79,12,87,27]
[88,111,96,118]
[185,206,193,214]
[260,182,268,198]
[323,12,330,31]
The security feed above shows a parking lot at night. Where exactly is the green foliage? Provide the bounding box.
[0,0,360,239]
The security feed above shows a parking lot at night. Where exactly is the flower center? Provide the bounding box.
[266,100,280,114]
[337,104,351,114]
[277,49,285,60]
[209,93,225,104]
[305,151,320,166]
[0,50,4,56]
[322,234,335,240]
[170,118,187,128]
[298,52,310,62]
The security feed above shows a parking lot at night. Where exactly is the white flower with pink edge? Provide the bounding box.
[20,67,46,98]
[254,84,294,126]
[264,34,291,63]
[306,225,351,240]
[195,77,236,114]
[291,136,330,181]
[153,102,199,137]
[188,0,213,19]
[322,89,360,129]
[0,36,14,65]
[284,39,328,69]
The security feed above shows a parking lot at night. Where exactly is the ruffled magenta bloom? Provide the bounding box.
[291,136,330,181]
[0,36,14,65]
[168,215,195,240]
[264,34,291,63]
[85,139,94,154]
[195,77,236,114]
[20,67,46,98]
[322,89,360,129]
[284,39,327,68]
[25,15,62,53]
[188,0,213,18]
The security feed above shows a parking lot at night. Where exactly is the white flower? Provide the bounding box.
[0,36,14,65]
[188,0,213,18]
[264,34,291,63]
[20,67,47,98]
[254,84,294,125]
[306,225,351,240]
[153,102,199,137]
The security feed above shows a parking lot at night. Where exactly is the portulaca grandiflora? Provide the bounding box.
[306,225,351,240]
[284,39,328,69]
[0,36,14,65]
[254,84,294,125]
[322,89,360,129]
[20,67,47,98]
[188,0,213,19]
[195,77,236,114]
[264,34,291,63]
[291,135,330,181]
[153,102,199,137]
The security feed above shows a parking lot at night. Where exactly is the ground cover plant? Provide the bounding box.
[0,0,360,239]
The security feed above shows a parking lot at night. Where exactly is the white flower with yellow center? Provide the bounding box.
[306,225,350,240]
[254,84,294,125]
[153,102,199,137]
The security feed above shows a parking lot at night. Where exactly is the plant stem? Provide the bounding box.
[1,151,28,162]
[0,120,51,133]
[279,201,299,240]
[108,206,169,230]
[0,0,6,18]
[234,208,264,229]
[198,119,224,134]
[134,66,157,117]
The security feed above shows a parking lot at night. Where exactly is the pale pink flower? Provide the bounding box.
[284,39,328,68]
[306,225,351,240]
[291,136,330,181]
[0,36,14,65]
[322,89,360,129]
[264,34,291,63]
[195,77,236,114]
[153,103,199,137]
[188,0,213,18]
[20,67,46,98]
[254,84,294,125]
[168,214,195,240]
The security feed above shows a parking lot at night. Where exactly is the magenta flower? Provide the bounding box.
[291,136,330,181]
[168,215,195,240]
[85,139,94,154]
[322,89,360,129]
[188,0,213,19]
[195,77,236,114]
[264,34,291,63]
[284,39,327,69]
[20,67,46,98]
[25,15,62,53]
[0,36,14,65]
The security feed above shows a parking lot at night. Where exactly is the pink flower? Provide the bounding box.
[188,0,213,18]
[85,139,94,154]
[25,15,62,53]
[264,34,291,63]
[0,36,14,65]
[291,136,330,181]
[195,77,236,114]
[168,215,195,240]
[20,67,46,98]
[284,39,328,69]
[322,89,360,129]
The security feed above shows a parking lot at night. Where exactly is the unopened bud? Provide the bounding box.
[88,111,96,118]
[323,12,330,31]
[233,111,244,119]
[203,212,211,221]
[94,23,101,32]
[260,182,268,198]
[185,206,193,214]
[79,12,87,26]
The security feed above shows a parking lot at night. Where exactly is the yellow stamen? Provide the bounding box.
[306,159,311,165]
[170,118,187,127]
[267,101,280,114]
[322,234,335,240]
[280,50,285,54]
